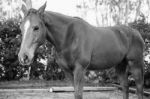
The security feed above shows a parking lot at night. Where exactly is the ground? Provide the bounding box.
[0,90,139,99]
[0,80,149,99]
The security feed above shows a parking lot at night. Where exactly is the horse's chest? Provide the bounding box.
[56,49,77,69]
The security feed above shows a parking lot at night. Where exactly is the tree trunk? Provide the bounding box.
[95,0,100,26]
[22,0,32,9]
[124,0,129,25]
[147,0,150,23]
[135,0,141,21]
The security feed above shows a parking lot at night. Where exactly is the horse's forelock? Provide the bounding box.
[27,9,38,16]
[24,8,45,21]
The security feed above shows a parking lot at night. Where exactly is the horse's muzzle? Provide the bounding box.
[18,53,32,65]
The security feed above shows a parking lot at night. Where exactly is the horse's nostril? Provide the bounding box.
[18,53,29,65]
[24,54,28,61]
[23,54,29,64]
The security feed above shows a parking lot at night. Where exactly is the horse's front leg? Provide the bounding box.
[73,62,85,99]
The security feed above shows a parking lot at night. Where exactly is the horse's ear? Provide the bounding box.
[38,2,47,14]
[21,4,28,15]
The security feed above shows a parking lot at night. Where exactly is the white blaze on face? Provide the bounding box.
[23,19,30,40]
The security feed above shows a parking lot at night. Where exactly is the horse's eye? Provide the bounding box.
[33,26,39,31]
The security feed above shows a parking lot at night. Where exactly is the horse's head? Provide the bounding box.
[18,3,47,65]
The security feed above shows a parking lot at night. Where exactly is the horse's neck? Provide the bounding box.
[43,11,74,52]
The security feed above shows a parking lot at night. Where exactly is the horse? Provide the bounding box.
[18,3,144,99]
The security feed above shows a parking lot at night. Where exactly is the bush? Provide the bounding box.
[0,19,22,80]
[129,16,150,41]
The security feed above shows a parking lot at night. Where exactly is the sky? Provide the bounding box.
[32,0,78,16]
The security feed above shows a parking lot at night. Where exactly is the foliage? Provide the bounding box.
[0,19,22,80]
[43,59,65,80]
[0,0,32,21]
[0,0,22,21]
[129,15,150,41]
